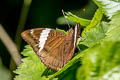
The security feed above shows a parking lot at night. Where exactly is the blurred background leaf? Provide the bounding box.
[0,58,10,80]
[77,40,120,80]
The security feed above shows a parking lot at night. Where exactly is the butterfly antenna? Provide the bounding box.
[62,9,71,28]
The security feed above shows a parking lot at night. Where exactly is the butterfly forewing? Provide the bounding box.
[21,28,44,53]
[21,28,66,70]
[37,29,66,70]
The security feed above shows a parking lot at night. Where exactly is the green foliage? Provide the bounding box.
[77,41,120,80]
[93,0,120,19]
[14,0,120,80]
[56,28,68,34]
[79,21,109,47]
[0,58,10,80]
[82,8,103,36]
[65,12,91,26]
[14,45,47,80]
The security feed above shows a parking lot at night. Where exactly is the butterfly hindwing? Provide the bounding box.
[63,24,80,64]
[40,41,65,70]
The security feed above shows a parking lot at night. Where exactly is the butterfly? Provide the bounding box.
[21,24,80,71]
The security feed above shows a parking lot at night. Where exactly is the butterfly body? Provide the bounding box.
[21,24,80,70]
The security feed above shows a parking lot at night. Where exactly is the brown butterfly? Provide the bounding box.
[21,24,80,71]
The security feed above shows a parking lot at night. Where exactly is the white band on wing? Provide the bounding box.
[74,25,77,48]
[39,28,51,52]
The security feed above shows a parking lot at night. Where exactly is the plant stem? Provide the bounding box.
[15,0,32,51]
[0,24,21,66]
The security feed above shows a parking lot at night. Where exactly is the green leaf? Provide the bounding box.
[106,14,120,37]
[77,40,120,80]
[56,28,68,34]
[105,22,120,41]
[80,21,109,47]
[79,6,120,47]
[56,16,75,26]
[0,58,10,80]
[93,0,120,19]
[77,8,120,79]
[82,8,103,36]
[14,45,47,80]
[65,12,91,26]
